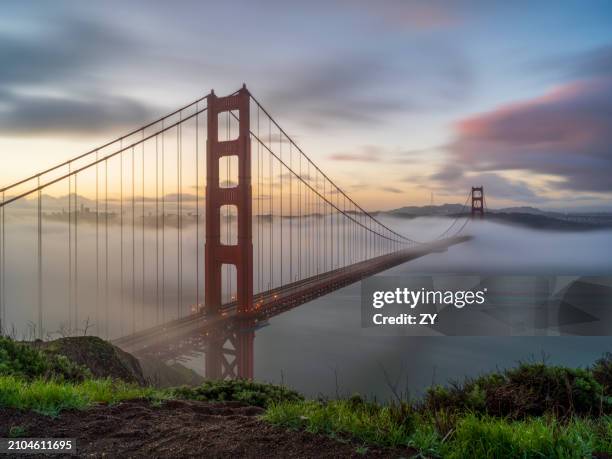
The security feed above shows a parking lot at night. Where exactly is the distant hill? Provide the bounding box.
[384,204,612,231]
[495,206,566,218]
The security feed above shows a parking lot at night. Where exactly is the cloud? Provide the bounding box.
[0,14,139,86]
[265,47,473,128]
[380,186,404,194]
[329,145,382,162]
[349,0,462,30]
[0,3,473,138]
[0,90,158,137]
[536,45,612,81]
[0,13,160,137]
[436,76,612,193]
[330,144,440,164]
[430,170,544,203]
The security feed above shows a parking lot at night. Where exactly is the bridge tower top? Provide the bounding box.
[471,186,485,218]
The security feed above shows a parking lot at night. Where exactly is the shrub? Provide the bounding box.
[0,337,90,382]
[487,363,605,417]
[424,362,608,418]
[171,379,302,408]
[592,353,612,396]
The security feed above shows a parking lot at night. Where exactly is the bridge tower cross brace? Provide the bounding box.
[471,186,484,218]
[205,86,253,316]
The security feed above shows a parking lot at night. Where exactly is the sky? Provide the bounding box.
[1,0,612,211]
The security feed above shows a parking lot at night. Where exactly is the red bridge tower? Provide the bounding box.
[205,86,253,316]
[471,186,485,218]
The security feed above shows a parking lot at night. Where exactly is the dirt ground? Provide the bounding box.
[0,399,416,458]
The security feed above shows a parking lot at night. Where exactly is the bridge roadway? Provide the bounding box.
[114,236,470,356]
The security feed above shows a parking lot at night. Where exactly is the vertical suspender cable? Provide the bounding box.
[161,122,165,323]
[280,128,283,287]
[177,122,181,315]
[141,133,145,328]
[68,165,72,332]
[120,146,124,335]
[269,117,273,289]
[74,174,78,330]
[195,105,200,310]
[155,135,159,324]
[0,191,4,334]
[298,152,301,280]
[37,177,42,339]
[131,146,135,333]
[95,152,99,334]
[289,142,293,283]
[178,118,183,317]
[105,159,109,338]
[257,106,261,294]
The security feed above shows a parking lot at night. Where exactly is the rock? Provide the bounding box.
[32,336,146,385]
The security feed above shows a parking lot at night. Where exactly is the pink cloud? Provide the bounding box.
[442,77,612,192]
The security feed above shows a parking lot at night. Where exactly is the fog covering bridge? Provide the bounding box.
[0,86,470,379]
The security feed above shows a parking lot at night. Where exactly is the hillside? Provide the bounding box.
[385,204,612,231]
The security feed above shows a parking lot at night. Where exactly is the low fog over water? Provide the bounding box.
[245,217,612,398]
[1,211,611,399]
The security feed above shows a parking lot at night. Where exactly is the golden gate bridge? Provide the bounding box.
[0,85,473,379]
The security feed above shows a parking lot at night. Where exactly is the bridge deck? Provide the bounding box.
[114,236,470,355]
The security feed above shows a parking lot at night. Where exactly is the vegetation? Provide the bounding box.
[0,336,91,382]
[1,335,611,457]
[0,375,165,416]
[265,359,612,457]
[8,425,26,438]
[265,399,612,457]
[422,361,611,418]
[593,352,612,396]
[265,395,416,447]
[171,378,303,408]
[32,336,146,385]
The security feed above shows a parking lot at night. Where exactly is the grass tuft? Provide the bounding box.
[443,415,612,459]
[0,375,165,416]
[265,398,416,448]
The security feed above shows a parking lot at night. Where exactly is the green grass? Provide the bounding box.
[8,425,26,438]
[265,399,612,457]
[265,397,416,448]
[0,375,166,416]
[443,415,611,459]
[0,375,300,416]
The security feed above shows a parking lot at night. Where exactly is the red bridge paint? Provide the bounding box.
[205,87,254,316]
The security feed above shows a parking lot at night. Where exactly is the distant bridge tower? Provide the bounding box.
[205,85,253,316]
[471,186,484,218]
